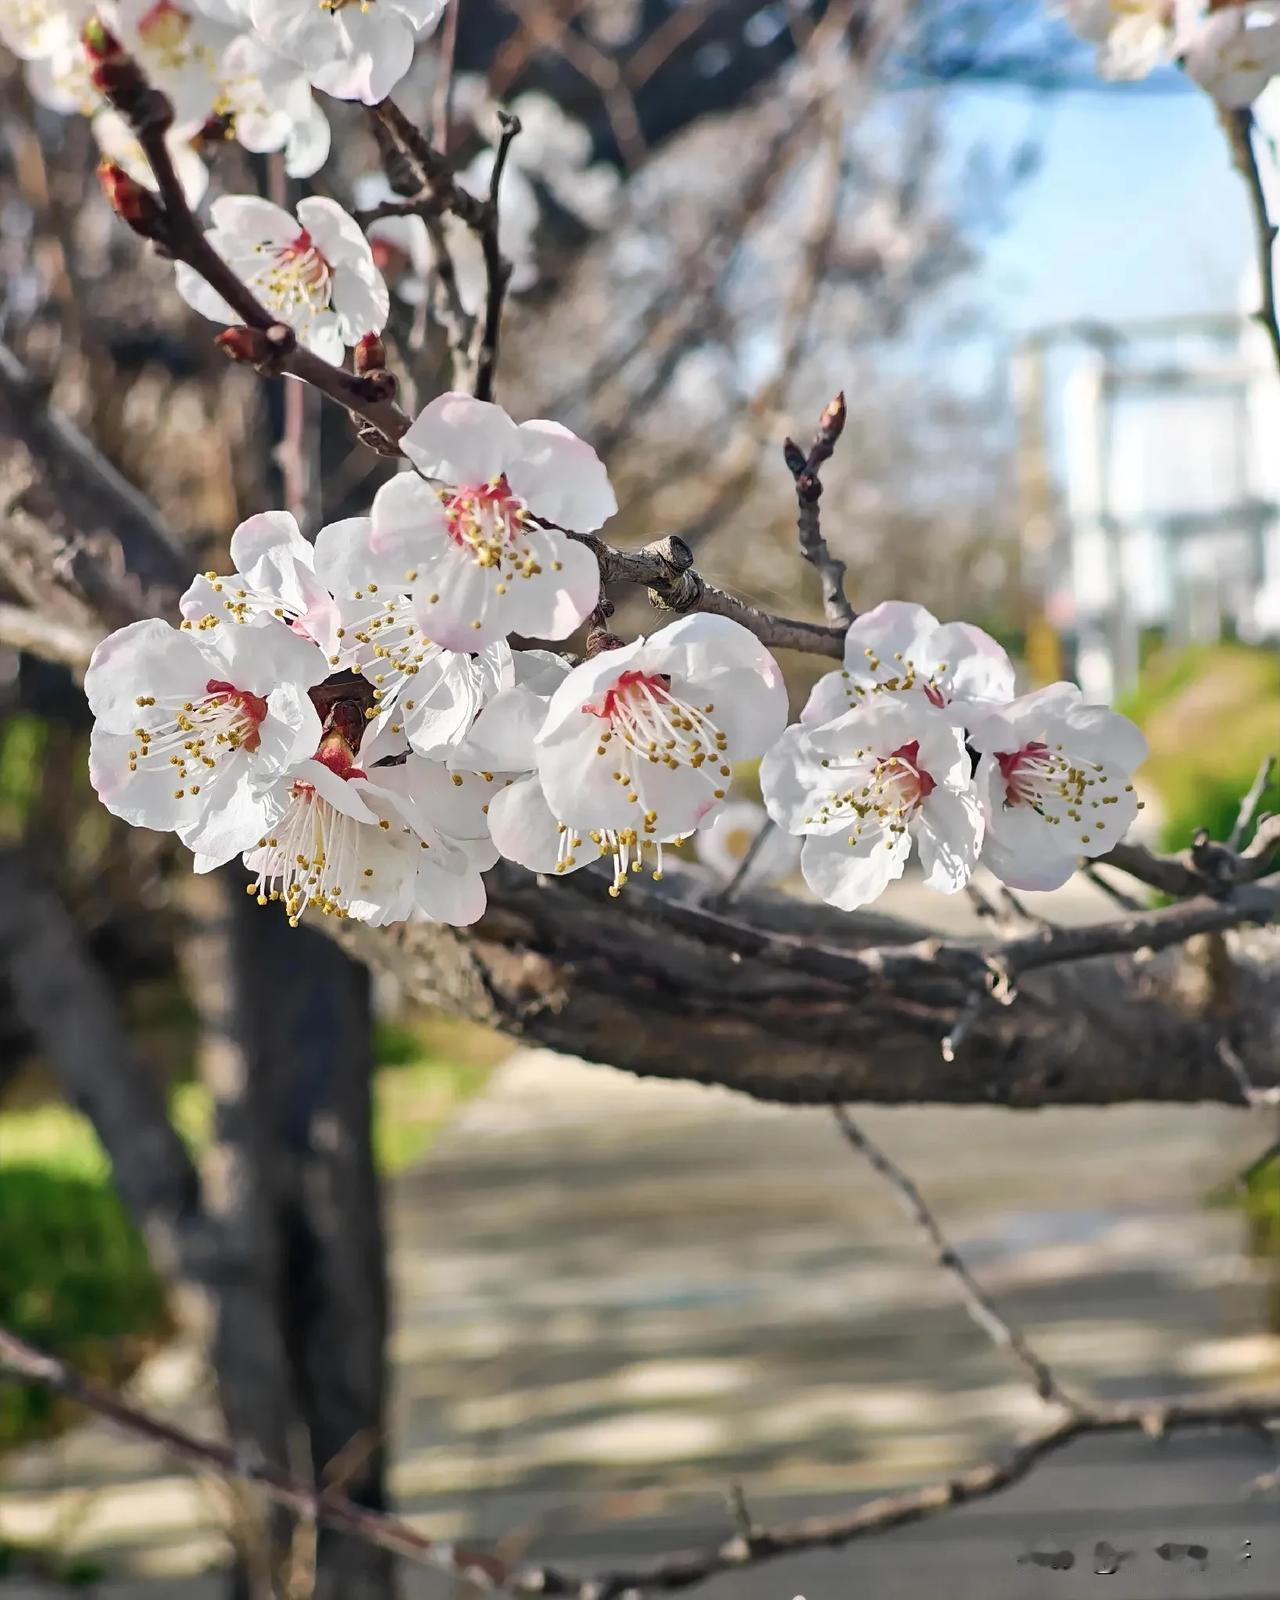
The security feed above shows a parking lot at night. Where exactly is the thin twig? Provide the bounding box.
[1081,863,1145,913]
[5,1325,1280,1600]
[1222,107,1280,375]
[432,0,462,154]
[713,818,778,907]
[1230,752,1277,851]
[832,1108,1076,1407]
[784,392,855,628]
[472,110,522,403]
[94,46,409,449]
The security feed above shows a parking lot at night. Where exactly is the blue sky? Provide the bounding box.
[950,77,1253,332]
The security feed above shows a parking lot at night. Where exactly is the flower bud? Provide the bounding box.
[353,331,387,376]
[97,160,163,239]
[215,327,275,365]
[81,16,122,61]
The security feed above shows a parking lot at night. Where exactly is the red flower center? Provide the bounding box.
[884,738,935,803]
[996,741,1050,806]
[205,679,267,752]
[584,668,671,721]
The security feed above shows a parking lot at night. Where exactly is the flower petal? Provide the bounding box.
[399,392,521,486]
[505,419,617,530]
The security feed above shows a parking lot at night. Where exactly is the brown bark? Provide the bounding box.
[339,864,1280,1108]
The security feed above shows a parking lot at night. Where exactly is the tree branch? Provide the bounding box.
[472,110,522,403]
[1222,106,1280,375]
[784,391,855,628]
[4,1324,1279,1600]
[831,1106,1076,1408]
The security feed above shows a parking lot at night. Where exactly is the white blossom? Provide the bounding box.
[310,513,511,758]
[969,683,1147,891]
[762,698,984,912]
[354,173,432,305]
[803,599,1015,728]
[1061,0,1177,78]
[368,393,609,652]
[0,0,92,62]
[246,0,448,104]
[214,31,331,177]
[175,195,388,361]
[696,799,800,887]
[180,509,344,653]
[236,719,493,926]
[455,650,690,887]
[531,616,788,891]
[106,0,234,126]
[1178,3,1280,106]
[86,612,328,861]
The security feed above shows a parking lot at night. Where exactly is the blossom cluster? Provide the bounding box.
[3,0,450,212]
[86,392,1149,928]
[1064,0,1280,107]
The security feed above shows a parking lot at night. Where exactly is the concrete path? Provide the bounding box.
[3,875,1279,1597]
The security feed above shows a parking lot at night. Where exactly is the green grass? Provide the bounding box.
[0,1013,500,1456]
[0,1111,171,1454]
[1120,643,1280,851]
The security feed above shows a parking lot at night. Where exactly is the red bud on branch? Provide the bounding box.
[353,332,387,376]
[215,327,275,365]
[97,160,163,240]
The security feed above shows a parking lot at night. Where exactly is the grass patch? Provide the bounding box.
[1120,643,1280,851]
[0,1109,171,1454]
[0,1011,501,1455]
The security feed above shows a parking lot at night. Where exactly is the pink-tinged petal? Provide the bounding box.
[800,669,866,725]
[915,784,984,894]
[929,621,1016,707]
[89,726,190,832]
[293,758,380,823]
[369,472,452,570]
[842,600,938,675]
[85,618,209,730]
[331,262,390,340]
[506,419,617,530]
[484,523,599,642]
[228,509,309,591]
[399,393,521,486]
[414,849,488,925]
[536,637,648,742]
[294,195,373,268]
[209,192,297,243]
[981,833,1077,893]
[1062,704,1149,770]
[967,683,1082,754]
[800,826,909,912]
[177,767,289,868]
[175,261,237,326]
[486,774,569,874]
[198,614,331,692]
[411,549,507,651]
[451,684,546,772]
[252,679,323,771]
[536,717,638,831]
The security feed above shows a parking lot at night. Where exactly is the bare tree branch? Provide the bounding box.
[785,391,856,628]
[1222,107,1280,375]
[0,600,98,670]
[1231,752,1278,851]
[4,1324,1280,1600]
[831,1106,1077,1407]
[473,110,522,403]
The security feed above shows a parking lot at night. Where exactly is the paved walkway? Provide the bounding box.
[3,877,1279,1597]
